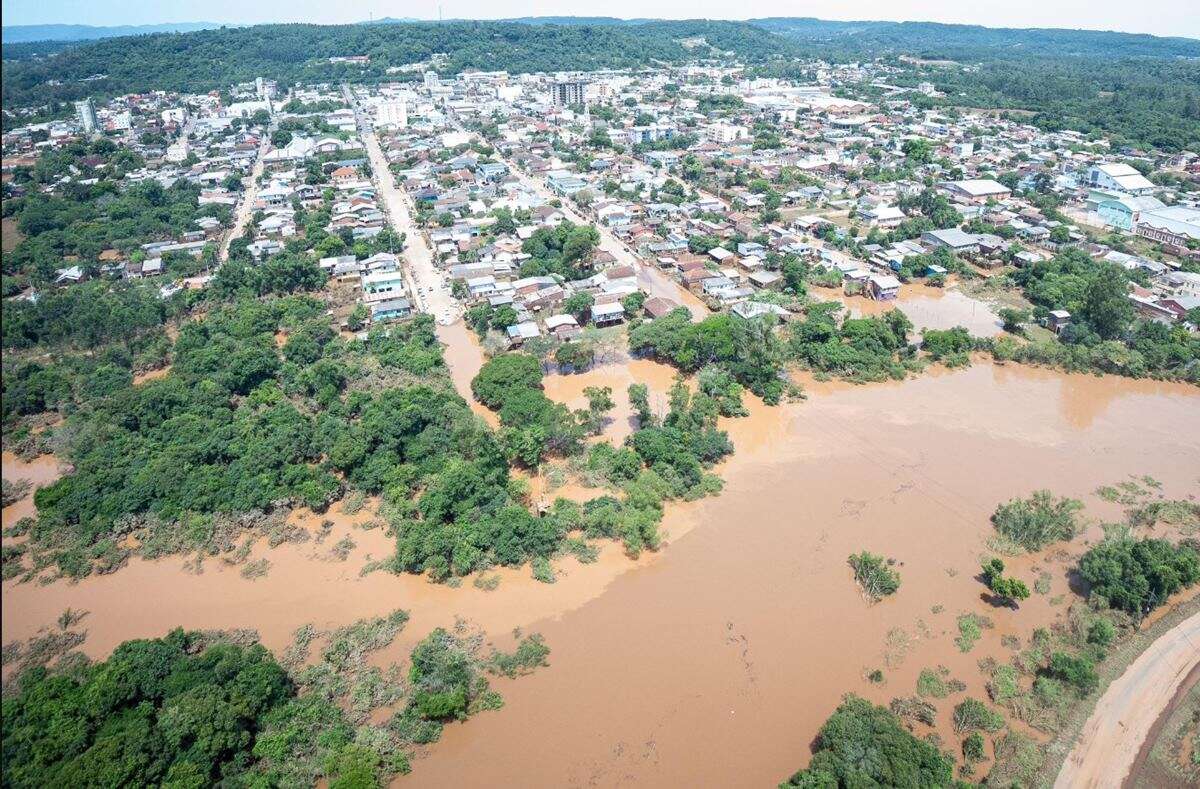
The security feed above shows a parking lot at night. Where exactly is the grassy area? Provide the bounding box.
[1135,676,1200,787]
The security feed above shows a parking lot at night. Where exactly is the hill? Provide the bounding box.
[749,18,1200,60]
[2,22,225,44]
[0,19,797,108]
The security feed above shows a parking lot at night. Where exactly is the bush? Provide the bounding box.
[990,490,1083,551]
[1045,652,1099,696]
[848,551,901,601]
[922,326,974,360]
[962,732,986,762]
[917,668,949,698]
[952,697,1005,733]
[1086,618,1116,647]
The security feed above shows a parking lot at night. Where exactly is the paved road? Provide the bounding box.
[219,137,267,263]
[499,163,709,318]
[355,113,461,325]
[1055,611,1200,789]
[444,115,709,319]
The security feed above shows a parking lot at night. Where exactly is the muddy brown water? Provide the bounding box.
[817,282,1005,338]
[3,327,1199,787]
[2,451,64,525]
[402,363,1199,788]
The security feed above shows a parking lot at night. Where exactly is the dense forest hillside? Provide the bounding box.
[0,20,794,108]
[3,17,1197,150]
[749,18,1200,60]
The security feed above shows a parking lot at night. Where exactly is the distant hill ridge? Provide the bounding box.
[2,22,226,44]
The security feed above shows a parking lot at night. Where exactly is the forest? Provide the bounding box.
[1,20,796,109]
[1,615,551,786]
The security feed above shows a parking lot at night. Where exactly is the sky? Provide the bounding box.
[3,0,1199,38]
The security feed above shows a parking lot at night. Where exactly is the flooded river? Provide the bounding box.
[406,361,1200,787]
[3,322,1199,787]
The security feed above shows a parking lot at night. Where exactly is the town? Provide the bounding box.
[5,61,1198,352]
[2,18,1199,789]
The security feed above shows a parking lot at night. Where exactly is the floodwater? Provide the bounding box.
[542,355,681,446]
[2,451,64,526]
[435,321,497,426]
[819,281,1005,338]
[407,363,1200,788]
[3,325,1199,787]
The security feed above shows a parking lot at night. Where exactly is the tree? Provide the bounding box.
[781,257,809,295]
[563,291,595,322]
[489,305,518,331]
[998,307,1030,333]
[1082,263,1134,340]
[981,557,1031,606]
[581,385,614,435]
[781,695,954,787]
[554,341,594,371]
[1077,537,1200,618]
[470,354,544,410]
[346,303,369,332]
[627,383,652,426]
[902,138,933,164]
[621,291,646,315]
[1,629,304,788]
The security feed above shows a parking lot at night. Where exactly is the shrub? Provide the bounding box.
[952,697,1005,733]
[848,551,901,601]
[962,732,986,762]
[990,490,1083,551]
[917,668,949,698]
[922,326,974,360]
[1045,652,1099,696]
[1086,618,1116,647]
[955,613,990,653]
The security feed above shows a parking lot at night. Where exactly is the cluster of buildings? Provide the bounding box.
[350,60,1199,327]
[5,58,1198,335]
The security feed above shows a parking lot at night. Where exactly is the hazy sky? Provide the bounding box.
[4,0,1199,38]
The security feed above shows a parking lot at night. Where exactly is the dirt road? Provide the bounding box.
[1055,611,1200,789]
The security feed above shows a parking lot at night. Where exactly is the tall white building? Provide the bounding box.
[551,81,587,107]
[374,100,408,129]
[75,98,98,134]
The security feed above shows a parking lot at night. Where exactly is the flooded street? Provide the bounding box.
[3,325,1199,787]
